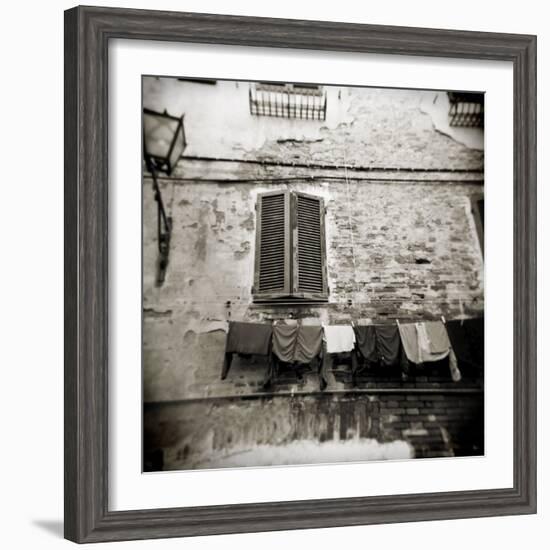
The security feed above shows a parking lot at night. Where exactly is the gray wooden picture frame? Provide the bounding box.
[64,5,537,543]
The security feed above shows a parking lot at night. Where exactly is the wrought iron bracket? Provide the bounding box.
[149,165,172,285]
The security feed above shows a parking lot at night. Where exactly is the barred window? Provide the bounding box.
[253,190,328,302]
[447,91,484,128]
[249,82,327,120]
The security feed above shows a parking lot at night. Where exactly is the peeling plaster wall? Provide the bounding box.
[420,91,484,151]
[143,171,484,402]
[143,78,354,158]
[143,78,483,169]
[142,78,484,467]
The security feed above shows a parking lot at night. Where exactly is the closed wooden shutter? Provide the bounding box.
[292,192,328,299]
[254,191,291,298]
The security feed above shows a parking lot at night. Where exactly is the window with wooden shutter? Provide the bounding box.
[292,192,328,300]
[254,191,291,299]
[253,190,328,303]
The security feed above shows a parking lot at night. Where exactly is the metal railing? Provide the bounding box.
[447,92,484,128]
[249,83,327,120]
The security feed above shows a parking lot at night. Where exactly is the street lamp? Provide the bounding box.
[143,108,187,285]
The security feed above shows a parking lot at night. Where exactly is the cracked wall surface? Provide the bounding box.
[144,391,483,471]
[143,171,483,402]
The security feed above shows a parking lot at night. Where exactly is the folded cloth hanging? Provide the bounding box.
[398,323,421,364]
[272,323,323,364]
[464,317,484,369]
[294,325,323,364]
[417,321,451,362]
[375,325,401,367]
[272,323,298,363]
[417,320,462,382]
[223,321,273,380]
[323,325,356,354]
[421,320,451,354]
[353,325,377,363]
[445,320,474,365]
[225,321,272,355]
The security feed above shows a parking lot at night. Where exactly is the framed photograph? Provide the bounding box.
[64,6,537,543]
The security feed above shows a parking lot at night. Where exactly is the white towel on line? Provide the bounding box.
[323,325,356,354]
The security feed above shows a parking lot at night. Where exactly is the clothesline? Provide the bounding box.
[221,315,482,328]
[221,317,484,390]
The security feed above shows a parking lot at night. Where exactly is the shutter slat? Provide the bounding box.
[256,192,289,295]
[295,194,326,295]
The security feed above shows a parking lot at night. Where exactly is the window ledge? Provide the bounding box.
[251,299,329,308]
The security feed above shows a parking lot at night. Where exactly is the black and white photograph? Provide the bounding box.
[2,0,544,546]
[142,77,485,472]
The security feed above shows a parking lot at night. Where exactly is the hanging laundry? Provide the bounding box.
[272,322,323,364]
[398,322,422,364]
[272,322,298,363]
[417,320,462,382]
[355,323,406,377]
[294,325,323,364]
[375,325,402,367]
[445,320,474,365]
[269,322,324,390]
[353,325,377,363]
[417,321,451,362]
[323,325,356,354]
[225,321,272,356]
[222,321,273,379]
[321,325,357,391]
[464,317,484,369]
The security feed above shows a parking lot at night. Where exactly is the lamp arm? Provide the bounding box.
[150,166,171,240]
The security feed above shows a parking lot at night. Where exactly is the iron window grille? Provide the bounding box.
[253,190,329,303]
[447,91,484,128]
[249,82,327,120]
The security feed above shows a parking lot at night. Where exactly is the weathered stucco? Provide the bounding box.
[144,390,483,471]
[143,170,483,402]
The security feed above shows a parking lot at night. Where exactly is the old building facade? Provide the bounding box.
[143,78,484,471]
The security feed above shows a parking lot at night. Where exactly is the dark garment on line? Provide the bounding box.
[353,325,377,363]
[375,325,401,367]
[272,324,323,364]
[295,325,323,364]
[465,317,484,369]
[445,318,484,369]
[225,321,272,355]
[354,325,401,367]
[222,321,272,380]
[445,320,473,365]
[269,324,323,390]
[272,324,299,363]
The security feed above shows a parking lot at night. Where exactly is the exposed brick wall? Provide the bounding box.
[248,87,484,171]
[144,389,483,470]
[143,167,483,402]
